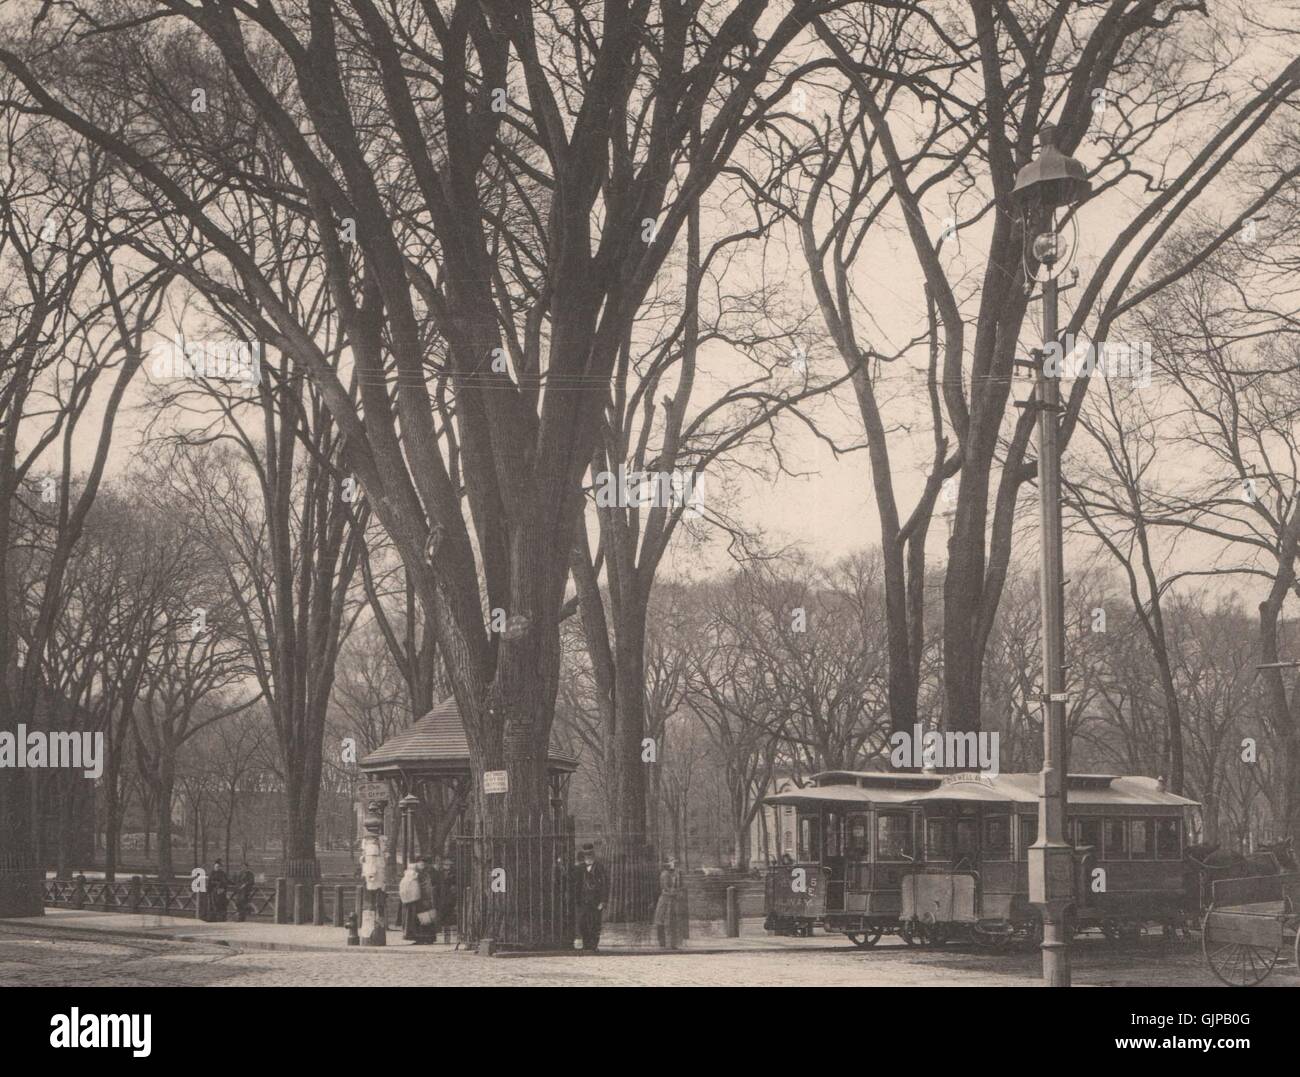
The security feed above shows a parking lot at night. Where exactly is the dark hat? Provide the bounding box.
[581,843,595,853]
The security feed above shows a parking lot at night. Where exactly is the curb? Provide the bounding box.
[0,920,345,955]
[492,943,858,958]
[0,920,477,955]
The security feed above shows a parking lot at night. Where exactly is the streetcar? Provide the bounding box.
[762,770,1198,948]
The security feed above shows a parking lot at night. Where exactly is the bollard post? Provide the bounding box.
[725,885,740,937]
[196,889,210,921]
[274,877,288,924]
[294,882,308,925]
[72,875,86,910]
[313,884,325,925]
[333,885,345,927]
[129,876,142,912]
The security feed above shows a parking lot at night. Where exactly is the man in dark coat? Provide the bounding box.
[233,862,255,921]
[576,843,608,952]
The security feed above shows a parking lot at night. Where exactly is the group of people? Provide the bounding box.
[398,855,457,944]
[557,845,684,952]
[205,848,685,948]
[206,859,256,922]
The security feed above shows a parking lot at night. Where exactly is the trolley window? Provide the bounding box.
[983,814,1012,860]
[846,814,870,857]
[797,814,821,862]
[1155,817,1181,860]
[1019,814,1038,858]
[925,815,953,861]
[1129,819,1153,860]
[1074,817,1102,851]
[1102,818,1128,859]
[876,812,913,862]
[825,811,843,857]
[954,816,978,863]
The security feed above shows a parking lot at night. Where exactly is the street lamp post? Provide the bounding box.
[399,793,421,867]
[1011,123,1091,988]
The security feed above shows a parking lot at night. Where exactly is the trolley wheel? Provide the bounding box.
[1202,913,1281,987]
[915,917,950,947]
[1019,918,1044,952]
[899,921,922,947]
[846,929,883,949]
[1102,919,1142,944]
[972,920,1015,951]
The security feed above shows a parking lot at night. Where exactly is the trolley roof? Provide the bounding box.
[764,772,1198,809]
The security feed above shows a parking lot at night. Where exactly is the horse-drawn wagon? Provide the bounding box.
[1201,871,1300,986]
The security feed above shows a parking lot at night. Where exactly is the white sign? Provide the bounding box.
[484,770,509,794]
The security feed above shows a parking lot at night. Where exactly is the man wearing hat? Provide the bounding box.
[576,843,608,952]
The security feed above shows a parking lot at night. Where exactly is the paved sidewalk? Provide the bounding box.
[9,909,852,955]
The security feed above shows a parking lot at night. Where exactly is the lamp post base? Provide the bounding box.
[1029,843,1075,987]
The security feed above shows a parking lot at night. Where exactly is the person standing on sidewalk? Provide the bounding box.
[654,856,682,949]
[577,843,608,952]
[210,859,229,921]
[399,861,422,940]
[232,862,255,921]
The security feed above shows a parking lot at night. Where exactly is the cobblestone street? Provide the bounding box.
[2,922,1295,987]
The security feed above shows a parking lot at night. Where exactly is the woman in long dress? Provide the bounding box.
[654,856,682,949]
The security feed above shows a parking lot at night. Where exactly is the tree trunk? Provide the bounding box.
[943,475,992,733]
[104,777,121,883]
[460,681,563,948]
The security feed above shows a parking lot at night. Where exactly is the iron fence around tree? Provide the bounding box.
[452,823,665,950]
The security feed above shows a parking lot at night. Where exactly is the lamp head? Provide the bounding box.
[1011,123,1092,216]
[1032,231,1062,266]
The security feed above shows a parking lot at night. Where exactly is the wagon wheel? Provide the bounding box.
[898,921,922,947]
[846,929,883,949]
[1201,914,1281,987]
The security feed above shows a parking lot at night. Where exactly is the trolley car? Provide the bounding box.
[762,770,1197,948]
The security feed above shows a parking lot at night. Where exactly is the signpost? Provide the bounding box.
[483,770,508,794]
